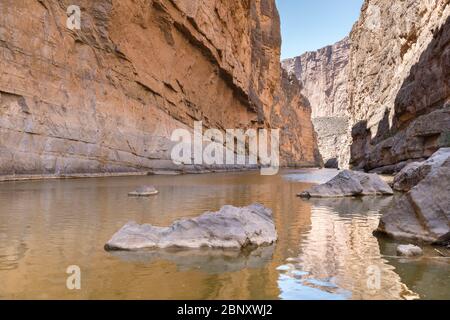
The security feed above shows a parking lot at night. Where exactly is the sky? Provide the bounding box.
[276,0,364,59]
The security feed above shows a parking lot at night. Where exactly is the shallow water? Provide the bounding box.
[0,169,448,299]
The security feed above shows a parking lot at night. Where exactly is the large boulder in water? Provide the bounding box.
[105,204,277,251]
[393,148,450,192]
[377,149,450,244]
[298,170,393,198]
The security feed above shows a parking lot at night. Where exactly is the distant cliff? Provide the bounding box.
[282,38,350,168]
[0,0,321,177]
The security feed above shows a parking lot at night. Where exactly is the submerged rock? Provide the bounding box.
[377,149,450,244]
[298,170,393,198]
[128,186,159,197]
[396,245,423,257]
[393,148,450,192]
[105,204,277,251]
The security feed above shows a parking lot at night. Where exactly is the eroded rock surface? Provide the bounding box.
[105,204,277,251]
[298,170,393,198]
[377,150,450,243]
[282,38,351,168]
[0,0,321,177]
[348,0,450,171]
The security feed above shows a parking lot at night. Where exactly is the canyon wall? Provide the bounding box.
[0,0,321,177]
[282,38,350,168]
[348,0,450,172]
[284,0,449,172]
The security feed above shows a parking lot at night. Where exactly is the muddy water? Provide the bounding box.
[0,169,448,299]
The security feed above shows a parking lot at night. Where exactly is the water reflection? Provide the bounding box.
[0,170,447,299]
[110,245,275,274]
[278,197,418,300]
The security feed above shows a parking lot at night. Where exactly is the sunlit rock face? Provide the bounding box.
[282,38,351,168]
[348,0,450,171]
[0,0,321,176]
[283,1,449,171]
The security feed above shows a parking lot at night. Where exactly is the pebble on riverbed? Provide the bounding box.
[128,185,159,197]
[396,244,423,257]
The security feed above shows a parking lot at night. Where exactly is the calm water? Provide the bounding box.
[0,169,448,300]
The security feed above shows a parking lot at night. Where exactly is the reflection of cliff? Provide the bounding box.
[278,197,418,300]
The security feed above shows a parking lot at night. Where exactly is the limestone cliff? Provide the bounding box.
[282,38,350,168]
[283,0,450,171]
[0,0,321,177]
[348,0,450,171]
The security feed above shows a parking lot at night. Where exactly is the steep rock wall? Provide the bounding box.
[348,0,450,171]
[282,38,350,168]
[0,0,321,177]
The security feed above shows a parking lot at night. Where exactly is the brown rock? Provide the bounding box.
[0,0,321,177]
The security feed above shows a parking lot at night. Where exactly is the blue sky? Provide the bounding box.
[276,0,364,59]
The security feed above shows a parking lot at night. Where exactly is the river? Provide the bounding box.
[0,169,448,299]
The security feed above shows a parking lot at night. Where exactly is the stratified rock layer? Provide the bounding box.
[282,37,350,119]
[348,0,450,171]
[282,38,350,168]
[0,0,321,177]
[105,204,277,250]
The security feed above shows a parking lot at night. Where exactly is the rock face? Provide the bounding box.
[0,0,321,177]
[282,37,350,119]
[298,170,393,198]
[105,204,277,250]
[312,117,349,169]
[282,38,350,168]
[348,0,450,171]
[377,149,450,243]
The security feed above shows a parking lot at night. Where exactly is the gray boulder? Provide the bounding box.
[128,185,159,197]
[396,244,423,257]
[105,204,277,251]
[393,148,450,192]
[377,150,450,244]
[298,170,393,198]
